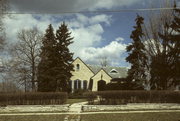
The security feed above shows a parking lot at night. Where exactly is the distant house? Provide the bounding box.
[70,57,127,92]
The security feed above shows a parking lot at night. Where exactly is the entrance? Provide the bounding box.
[98,80,106,91]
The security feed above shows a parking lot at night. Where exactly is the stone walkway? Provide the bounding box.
[63,101,87,121]
[68,102,87,113]
[64,115,81,121]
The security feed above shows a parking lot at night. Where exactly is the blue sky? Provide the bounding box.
[3,0,178,67]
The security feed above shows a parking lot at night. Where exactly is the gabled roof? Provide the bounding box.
[91,68,112,79]
[72,57,95,74]
[72,57,128,79]
[87,64,127,78]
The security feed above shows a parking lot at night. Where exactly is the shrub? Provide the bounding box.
[105,83,129,90]
[68,89,88,99]
[106,78,144,90]
[0,92,67,105]
[84,92,97,104]
[87,91,180,105]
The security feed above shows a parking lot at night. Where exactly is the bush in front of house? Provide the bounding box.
[84,92,97,104]
[0,92,67,105]
[85,91,180,105]
[68,89,89,99]
[106,78,144,90]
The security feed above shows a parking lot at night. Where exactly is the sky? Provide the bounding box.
[3,0,179,67]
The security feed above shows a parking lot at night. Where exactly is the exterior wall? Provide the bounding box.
[92,69,112,91]
[70,58,94,90]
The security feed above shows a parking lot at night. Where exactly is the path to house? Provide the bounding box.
[68,101,87,113]
[63,101,87,121]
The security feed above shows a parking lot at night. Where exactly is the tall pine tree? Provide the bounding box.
[38,23,74,92]
[37,24,57,92]
[126,15,147,89]
[168,4,180,88]
[55,22,74,92]
[150,4,180,90]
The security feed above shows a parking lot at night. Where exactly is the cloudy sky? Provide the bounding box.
[3,0,179,67]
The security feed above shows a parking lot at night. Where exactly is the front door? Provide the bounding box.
[98,80,106,91]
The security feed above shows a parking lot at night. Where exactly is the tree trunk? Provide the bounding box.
[31,60,36,92]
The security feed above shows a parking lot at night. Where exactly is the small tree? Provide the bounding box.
[126,15,147,88]
[99,56,109,67]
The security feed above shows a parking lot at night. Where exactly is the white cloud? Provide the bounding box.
[67,14,111,57]
[90,14,112,25]
[79,39,127,66]
[69,24,104,54]
[68,14,111,27]
[115,37,124,42]
[3,13,127,66]
[4,14,53,43]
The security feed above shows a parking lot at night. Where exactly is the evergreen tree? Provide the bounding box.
[169,4,180,87]
[55,22,74,92]
[37,24,57,92]
[38,23,74,92]
[126,15,147,88]
[150,4,180,90]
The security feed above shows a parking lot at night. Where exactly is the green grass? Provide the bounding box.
[0,112,180,121]
[66,99,86,105]
[81,112,180,121]
[0,115,66,121]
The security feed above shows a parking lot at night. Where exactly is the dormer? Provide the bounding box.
[110,69,118,74]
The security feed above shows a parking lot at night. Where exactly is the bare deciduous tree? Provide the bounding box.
[0,0,8,49]
[11,27,43,91]
[99,56,109,67]
[0,80,20,93]
[143,0,174,57]
[142,0,178,90]
[1,57,31,92]
[0,0,7,31]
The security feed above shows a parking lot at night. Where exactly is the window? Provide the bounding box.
[83,80,88,90]
[74,80,78,90]
[76,64,80,70]
[78,80,81,89]
[110,69,118,73]
[74,79,81,89]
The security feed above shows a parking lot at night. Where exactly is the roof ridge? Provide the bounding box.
[88,64,127,68]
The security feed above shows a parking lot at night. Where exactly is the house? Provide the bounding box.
[70,57,127,92]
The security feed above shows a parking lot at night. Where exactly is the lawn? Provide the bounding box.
[66,99,87,105]
[0,115,66,121]
[0,112,180,121]
[81,112,180,121]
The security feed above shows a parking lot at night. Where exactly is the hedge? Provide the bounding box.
[0,92,67,105]
[85,91,180,105]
